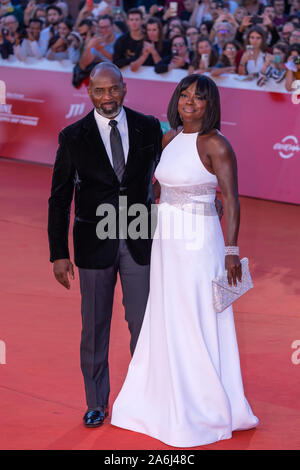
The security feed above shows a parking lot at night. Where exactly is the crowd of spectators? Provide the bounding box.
[0,0,299,91]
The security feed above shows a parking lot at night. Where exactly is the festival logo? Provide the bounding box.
[65,103,86,119]
[273,136,300,159]
[0,103,39,126]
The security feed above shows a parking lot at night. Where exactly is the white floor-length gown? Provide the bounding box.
[111,130,259,447]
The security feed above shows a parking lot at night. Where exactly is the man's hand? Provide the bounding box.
[53,259,75,289]
[215,197,223,221]
[25,0,36,15]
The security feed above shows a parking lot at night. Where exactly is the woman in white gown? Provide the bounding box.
[111,74,259,447]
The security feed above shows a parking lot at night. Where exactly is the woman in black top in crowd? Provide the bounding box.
[155,34,194,73]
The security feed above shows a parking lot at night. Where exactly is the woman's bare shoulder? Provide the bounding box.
[201,129,233,153]
[162,127,182,150]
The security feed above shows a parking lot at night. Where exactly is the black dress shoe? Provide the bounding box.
[83,407,109,428]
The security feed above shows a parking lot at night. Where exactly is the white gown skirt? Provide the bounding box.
[111,202,259,447]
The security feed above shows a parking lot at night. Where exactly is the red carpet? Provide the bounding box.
[0,158,299,450]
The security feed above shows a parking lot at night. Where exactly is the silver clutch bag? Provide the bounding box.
[212,257,254,313]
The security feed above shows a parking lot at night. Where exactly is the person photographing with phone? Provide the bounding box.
[238,25,268,76]
[235,11,280,48]
[0,22,13,58]
[46,18,78,62]
[188,36,218,74]
[0,0,24,26]
[257,41,288,86]
[155,34,193,73]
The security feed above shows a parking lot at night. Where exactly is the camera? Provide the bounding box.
[251,16,263,25]
[1,27,9,37]
[293,56,300,65]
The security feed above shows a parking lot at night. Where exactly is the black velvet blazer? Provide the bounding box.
[48,107,162,269]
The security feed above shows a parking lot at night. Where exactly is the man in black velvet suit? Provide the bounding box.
[48,63,162,428]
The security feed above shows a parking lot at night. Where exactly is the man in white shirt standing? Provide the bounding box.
[48,62,163,429]
[93,106,129,168]
[39,4,62,56]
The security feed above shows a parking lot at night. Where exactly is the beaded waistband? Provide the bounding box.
[159,183,217,216]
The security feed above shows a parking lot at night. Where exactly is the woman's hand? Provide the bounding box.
[239,15,252,32]
[262,14,272,29]
[88,36,105,52]
[163,6,178,21]
[264,53,273,67]
[149,5,159,16]
[144,41,156,55]
[225,255,242,286]
[227,66,236,74]
[223,12,238,28]
[52,37,67,51]
[243,49,254,62]
[171,55,187,68]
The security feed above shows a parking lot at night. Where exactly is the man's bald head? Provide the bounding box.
[88,63,126,119]
[89,63,123,86]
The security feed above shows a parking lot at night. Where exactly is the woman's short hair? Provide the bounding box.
[167,74,221,134]
[288,43,300,55]
[272,41,288,58]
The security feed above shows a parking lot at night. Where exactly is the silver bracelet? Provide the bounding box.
[225,246,239,256]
